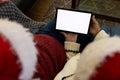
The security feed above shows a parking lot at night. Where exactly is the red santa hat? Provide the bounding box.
[0,19,38,80]
[75,36,120,80]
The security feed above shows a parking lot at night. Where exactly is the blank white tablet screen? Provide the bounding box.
[56,9,92,34]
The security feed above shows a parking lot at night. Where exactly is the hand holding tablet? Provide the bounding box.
[55,8,92,34]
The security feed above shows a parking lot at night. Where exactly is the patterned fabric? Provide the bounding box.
[0,1,46,34]
[11,0,21,6]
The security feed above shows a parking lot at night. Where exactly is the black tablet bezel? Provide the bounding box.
[55,8,93,34]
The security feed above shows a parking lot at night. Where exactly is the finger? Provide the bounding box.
[92,15,96,23]
[92,15,98,24]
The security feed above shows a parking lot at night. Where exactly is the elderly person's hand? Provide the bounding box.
[0,0,9,3]
[90,15,101,36]
[61,15,101,42]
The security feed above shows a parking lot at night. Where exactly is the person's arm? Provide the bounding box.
[54,32,80,80]
[55,33,80,79]
[0,0,9,3]
[62,15,109,60]
[61,32,80,60]
[65,41,80,60]
[55,15,110,80]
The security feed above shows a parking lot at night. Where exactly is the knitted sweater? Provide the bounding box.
[54,30,109,80]
[0,1,46,34]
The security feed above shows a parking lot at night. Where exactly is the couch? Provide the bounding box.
[11,0,72,22]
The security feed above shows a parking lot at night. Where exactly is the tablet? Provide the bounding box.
[55,8,92,34]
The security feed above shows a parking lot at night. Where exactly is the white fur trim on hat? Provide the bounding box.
[75,36,120,80]
[0,19,38,80]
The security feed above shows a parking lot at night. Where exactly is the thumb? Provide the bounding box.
[60,32,67,37]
